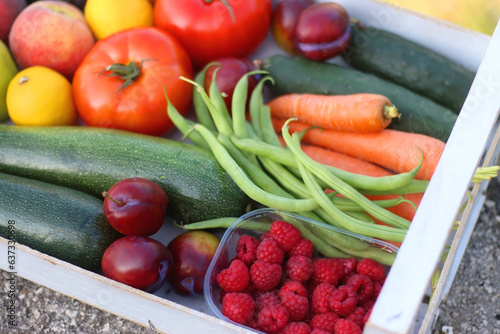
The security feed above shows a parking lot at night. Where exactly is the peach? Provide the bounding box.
[8,0,95,80]
[0,0,27,45]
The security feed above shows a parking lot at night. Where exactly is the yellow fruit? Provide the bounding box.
[84,0,154,40]
[7,66,77,126]
[0,40,18,122]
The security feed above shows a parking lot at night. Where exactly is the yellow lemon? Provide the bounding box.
[84,0,154,40]
[7,66,77,126]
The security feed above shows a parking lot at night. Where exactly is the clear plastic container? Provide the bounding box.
[203,208,399,332]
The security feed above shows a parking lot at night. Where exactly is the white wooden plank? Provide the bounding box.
[0,238,253,334]
[365,19,500,334]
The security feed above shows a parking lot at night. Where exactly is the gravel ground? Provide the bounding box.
[2,180,500,334]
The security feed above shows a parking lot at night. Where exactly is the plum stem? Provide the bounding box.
[102,191,126,206]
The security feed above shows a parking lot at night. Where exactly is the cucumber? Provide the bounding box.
[342,23,475,113]
[0,125,249,224]
[262,55,456,142]
[0,172,122,272]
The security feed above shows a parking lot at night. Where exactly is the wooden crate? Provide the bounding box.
[1,1,499,333]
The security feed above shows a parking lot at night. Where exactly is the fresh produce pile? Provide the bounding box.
[0,0,496,332]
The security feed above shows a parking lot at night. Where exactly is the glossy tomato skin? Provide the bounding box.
[153,0,272,69]
[101,236,174,292]
[72,27,193,136]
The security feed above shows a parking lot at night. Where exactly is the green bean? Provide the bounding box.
[313,225,398,266]
[231,70,268,139]
[287,129,410,230]
[181,76,233,136]
[207,66,232,123]
[164,88,209,150]
[249,76,274,139]
[178,217,271,231]
[218,133,293,198]
[231,136,422,192]
[192,65,216,132]
[295,154,407,242]
[360,180,429,195]
[194,123,319,212]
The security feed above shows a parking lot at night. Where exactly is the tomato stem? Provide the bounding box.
[98,59,156,94]
[204,0,235,22]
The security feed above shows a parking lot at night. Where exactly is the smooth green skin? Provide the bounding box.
[0,40,18,122]
[343,24,475,114]
[0,125,249,224]
[0,172,122,272]
[263,55,457,142]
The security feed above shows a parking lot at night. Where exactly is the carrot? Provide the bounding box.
[267,93,400,133]
[272,118,445,181]
[277,136,423,223]
[300,144,393,178]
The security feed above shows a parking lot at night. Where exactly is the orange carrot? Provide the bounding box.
[272,118,445,181]
[300,144,394,178]
[277,136,424,223]
[267,93,400,133]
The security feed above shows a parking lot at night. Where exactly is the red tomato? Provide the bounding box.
[72,27,193,136]
[153,0,272,69]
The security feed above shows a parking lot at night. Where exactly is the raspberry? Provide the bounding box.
[221,292,255,325]
[311,282,336,314]
[236,235,259,265]
[329,285,357,317]
[250,260,283,291]
[280,290,309,321]
[288,238,314,258]
[270,220,302,252]
[313,258,345,286]
[310,312,340,333]
[286,255,314,283]
[279,321,311,334]
[279,281,309,321]
[257,304,289,333]
[346,274,374,304]
[361,300,375,312]
[363,307,372,324]
[260,231,273,240]
[310,329,330,334]
[347,307,366,330]
[280,280,308,297]
[255,290,280,311]
[356,258,385,281]
[216,259,250,292]
[333,319,362,334]
[256,237,285,264]
[372,279,384,299]
[343,258,358,276]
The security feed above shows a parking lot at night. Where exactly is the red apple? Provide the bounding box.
[0,0,27,45]
[8,0,95,80]
[167,230,221,295]
[102,177,169,237]
[102,236,173,292]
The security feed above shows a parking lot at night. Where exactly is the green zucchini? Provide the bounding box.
[0,125,249,223]
[262,55,456,142]
[0,172,122,272]
[342,23,475,113]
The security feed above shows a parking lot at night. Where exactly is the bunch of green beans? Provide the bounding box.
[164,67,430,265]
